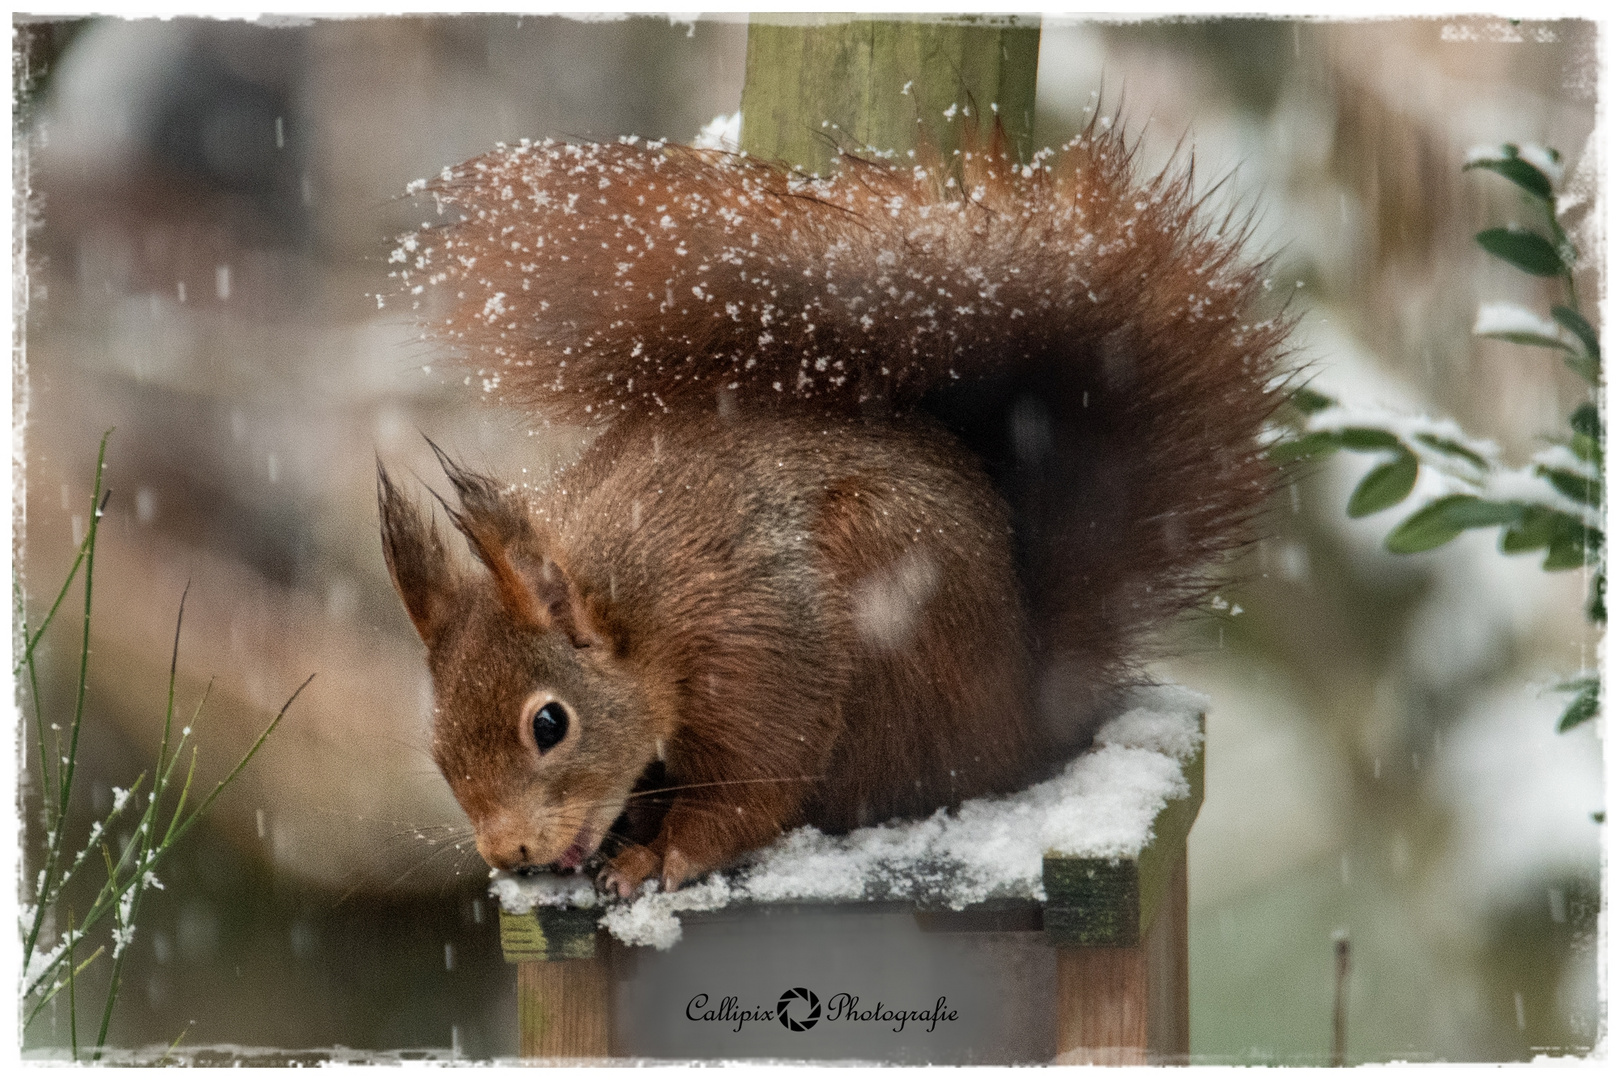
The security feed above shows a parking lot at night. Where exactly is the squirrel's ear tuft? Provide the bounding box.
[378,460,457,646]
[427,440,606,649]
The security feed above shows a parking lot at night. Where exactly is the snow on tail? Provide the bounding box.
[391,125,1287,430]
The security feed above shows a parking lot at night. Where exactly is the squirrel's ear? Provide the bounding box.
[378,461,457,645]
[524,557,607,650]
[428,442,606,650]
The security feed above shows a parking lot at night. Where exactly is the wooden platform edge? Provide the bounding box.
[1042,714,1206,948]
[499,906,598,963]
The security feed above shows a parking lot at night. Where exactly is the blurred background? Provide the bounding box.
[13,14,1602,1062]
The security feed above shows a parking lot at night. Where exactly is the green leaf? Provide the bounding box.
[1291,387,1336,414]
[1348,452,1419,518]
[1544,534,1589,571]
[1571,434,1601,465]
[1500,504,1568,553]
[1387,503,1467,553]
[1560,350,1601,387]
[1465,154,1554,200]
[1414,433,1489,470]
[1475,228,1567,277]
[1589,567,1606,625]
[1570,402,1601,440]
[1336,427,1404,452]
[1537,464,1600,507]
[1552,306,1601,363]
[1555,676,1600,732]
[1437,496,1527,528]
[1386,495,1524,554]
[1478,329,1575,353]
[1568,403,1603,467]
[1540,511,1598,571]
[1269,431,1342,463]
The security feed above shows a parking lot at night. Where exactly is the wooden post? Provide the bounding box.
[500,907,613,1059]
[739,13,1040,174]
[1051,849,1190,1065]
[1045,723,1204,1065]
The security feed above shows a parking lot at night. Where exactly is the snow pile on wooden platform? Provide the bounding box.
[490,684,1205,950]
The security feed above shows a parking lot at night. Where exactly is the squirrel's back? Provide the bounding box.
[393,123,1286,748]
[539,409,1039,832]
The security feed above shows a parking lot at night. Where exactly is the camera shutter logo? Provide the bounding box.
[776,987,822,1032]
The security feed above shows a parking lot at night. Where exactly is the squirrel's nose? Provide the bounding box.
[474,813,544,872]
[475,833,543,874]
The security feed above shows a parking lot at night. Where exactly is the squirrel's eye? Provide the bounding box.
[532,702,569,752]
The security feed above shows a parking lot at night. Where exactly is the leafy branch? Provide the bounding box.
[1270,143,1602,731]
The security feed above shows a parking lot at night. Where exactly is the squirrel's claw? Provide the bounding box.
[600,843,660,898]
[660,847,693,892]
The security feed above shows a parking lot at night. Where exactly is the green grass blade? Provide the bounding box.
[25,649,56,836]
[24,432,112,971]
[157,681,214,836]
[15,531,92,675]
[168,674,315,850]
[165,748,201,847]
[94,824,159,1059]
[94,631,186,1060]
[68,909,79,1061]
[24,945,105,1030]
[144,583,191,835]
[39,773,145,913]
[86,586,195,1052]
[158,1022,196,1066]
[29,674,310,1016]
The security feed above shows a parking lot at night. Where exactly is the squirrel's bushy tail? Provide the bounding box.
[395,123,1289,736]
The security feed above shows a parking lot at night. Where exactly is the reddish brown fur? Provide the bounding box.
[380,124,1287,892]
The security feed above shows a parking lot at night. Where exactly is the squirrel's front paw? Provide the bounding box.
[598,844,701,897]
[599,844,660,898]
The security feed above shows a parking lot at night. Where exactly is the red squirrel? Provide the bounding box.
[378,123,1288,896]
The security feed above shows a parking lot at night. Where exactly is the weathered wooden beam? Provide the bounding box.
[1054,849,1190,1065]
[1046,724,1202,1064]
[502,909,613,1058]
[1042,728,1205,948]
[740,13,1040,175]
[499,906,599,962]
